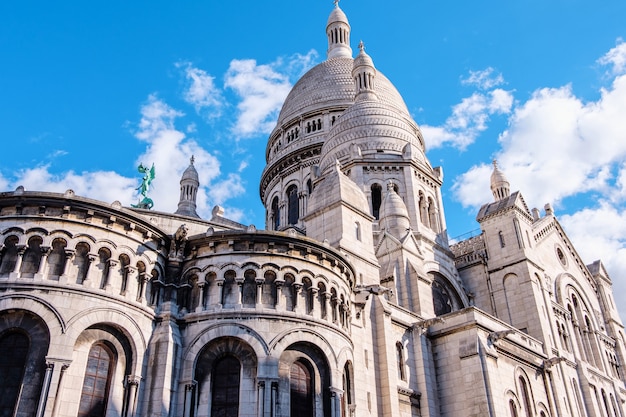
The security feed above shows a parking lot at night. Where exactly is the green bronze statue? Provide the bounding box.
[132,163,155,209]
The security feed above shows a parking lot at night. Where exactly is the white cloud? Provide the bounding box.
[179,62,223,116]
[7,166,136,205]
[461,67,505,90]
[224,51,319,138]
[208,173,245,206]
[598,39,626,76]
[423,87,514,150]
[560,202,626,319]
[225,59,292,137]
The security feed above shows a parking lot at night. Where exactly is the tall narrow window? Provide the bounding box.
[48,238,68,278]
[290,360,313,417]
[355,222,361,241]
[396,342,406,381]
[287,185,299,225]
[21,236,43,277]
[519,377,532,417]
[212,356,240,417]
[271,196,280,230]
[371,183,382,220]
[0,236,19,276]
[78,343,115,417]
[0,331,30,417]
[509,400,518,417]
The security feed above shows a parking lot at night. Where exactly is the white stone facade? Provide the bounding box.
[1,4,625,417]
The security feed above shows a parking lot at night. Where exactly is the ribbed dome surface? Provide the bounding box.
[327,4,349,27]
[319,99,425,172]
[272,58,410,133]
[182,163,199,182]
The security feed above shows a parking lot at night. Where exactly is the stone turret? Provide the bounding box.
[490,159,510,201]
[174,156,200,218]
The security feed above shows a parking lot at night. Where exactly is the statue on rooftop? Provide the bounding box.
[132,163,155,209]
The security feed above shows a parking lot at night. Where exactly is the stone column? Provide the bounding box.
[136,272,149,302]
[80,253,97,287]
[310,287,320,319]
[255,277,265,308]
[183,381,197,417]
[45,357,72,417]
[123,375,141,417]
[275,279,285,311]
[195,282,205,312]
[35,246,51,280]
[323,292,331,321]
[293,283,303,313]
[9,245,26,278]
[329,387,343,417]
[216,278,225,308]
[123,265,138,297]
[58,249,75,284]
[35,362,54,417]
[235,276,245,306]
[257,381,266,417]
[105,259,119,292]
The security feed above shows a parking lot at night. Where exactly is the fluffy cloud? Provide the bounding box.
[178,62,223,117]
[461,67,505,90]
[3,166,136,204]
[598,39,626,76]
[225,51,318,138]
[422,86,514,150]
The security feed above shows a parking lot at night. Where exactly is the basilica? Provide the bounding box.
[1,4,625,417]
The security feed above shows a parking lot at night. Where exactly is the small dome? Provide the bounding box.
[490,160,510,201]
[379,181,411,237]
[353,41,375,70]
[181,156,199,183]
[327,2,349,27]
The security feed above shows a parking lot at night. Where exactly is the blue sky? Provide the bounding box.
[2,1,626,312]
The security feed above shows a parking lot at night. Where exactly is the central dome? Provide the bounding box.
[271,58,411,136]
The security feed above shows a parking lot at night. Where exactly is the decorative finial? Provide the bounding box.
[334,0,340,7]
[492,159,498,169]
[358,40,365,52]
[190,155,195,165]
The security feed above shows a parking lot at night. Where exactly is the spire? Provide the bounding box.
[326,1,352,59]
[490,160,510,201]
[352,41,378,101]
[175,156,200,218]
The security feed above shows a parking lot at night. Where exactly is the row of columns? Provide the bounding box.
[181,379,346,417]
[180,278,349,328]
[36,357,141,417]
[0,247,151,305]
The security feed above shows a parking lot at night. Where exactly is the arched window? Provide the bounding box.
[509,400,518,417]
[211,356,241,416]
[242,270,257,307]
[271,196,280,230]
[119,254,130,295]
[97,248,111,289]
[427,197,438,232]
[47,238,68,278]
[430,273,464,317]
[78,343,115,417]
[0,236,19,276]
[261,271,277,306]
[342,362,353,416]
[371,183,382,220]
[74,242,91,284]
[290,360,313,417]
[287,185,299,225]
[283,274,295,311]
[0,331,30,416]
[20,235,43,277]
[396,342,406,381]
[519,377,533,417]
